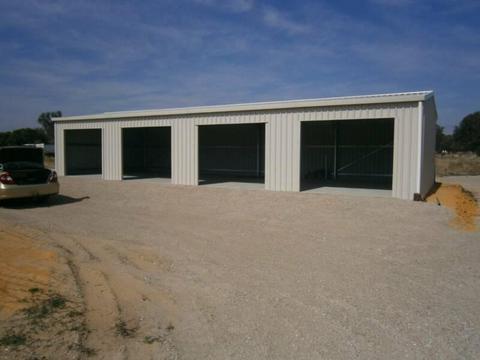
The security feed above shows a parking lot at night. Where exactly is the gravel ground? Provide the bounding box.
[1,176,479,359]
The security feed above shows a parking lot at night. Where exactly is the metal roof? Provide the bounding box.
[53,90,434,122]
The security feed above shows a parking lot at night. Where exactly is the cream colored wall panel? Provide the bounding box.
[102,124,122,180]
[420,98,437,197]
[172,119,197,186]
[54,124,64,175]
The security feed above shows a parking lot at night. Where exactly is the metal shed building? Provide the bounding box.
[53,91,437,200]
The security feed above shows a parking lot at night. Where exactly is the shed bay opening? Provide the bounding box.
[198,123,265,185]
[122,127,171,179]
[64,129,102,175]
[301,119,394,190]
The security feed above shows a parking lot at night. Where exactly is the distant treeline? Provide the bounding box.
[0,128,49,146]
[437,111,480,155]
[0,111,60,147]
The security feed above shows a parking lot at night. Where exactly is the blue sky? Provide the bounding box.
[0,0,479,132]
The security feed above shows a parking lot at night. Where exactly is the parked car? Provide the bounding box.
[0,146,59,201]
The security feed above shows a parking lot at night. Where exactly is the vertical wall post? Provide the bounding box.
[256,125,261,177]
[333,122,338,180]
[416,101,425,196]
[171,120,197,186]
[54,124,65,176]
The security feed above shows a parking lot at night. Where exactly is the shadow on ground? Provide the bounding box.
[0,195,90,209]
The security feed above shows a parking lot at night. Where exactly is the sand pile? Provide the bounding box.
[0,226,86,359]
[0,230,57,318]
[426,183,479,232]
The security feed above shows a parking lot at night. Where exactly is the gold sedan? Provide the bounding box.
[0,146,59,201]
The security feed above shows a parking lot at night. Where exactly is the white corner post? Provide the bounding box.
[416,101,425,196]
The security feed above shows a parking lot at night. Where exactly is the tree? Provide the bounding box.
[453,111,480,155]
[0,128,48,146]
[0,132,10,146]
[37,111,61,143]
[436,125,453,152]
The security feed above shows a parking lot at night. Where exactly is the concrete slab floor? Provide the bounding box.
[65,174,102,179]
[122,175,172,184]
[303,186,392,198]
[64,176,392,197]
[199,180,265,190]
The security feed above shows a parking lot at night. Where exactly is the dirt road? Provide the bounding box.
[0,176,479,359]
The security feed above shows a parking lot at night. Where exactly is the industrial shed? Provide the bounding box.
[53,91,437,200]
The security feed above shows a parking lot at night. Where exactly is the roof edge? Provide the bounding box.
[53,91,434,122]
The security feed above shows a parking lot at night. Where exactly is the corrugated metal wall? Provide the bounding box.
[391,104,420,199]
[55,101,427,199]
[420,98,437,197]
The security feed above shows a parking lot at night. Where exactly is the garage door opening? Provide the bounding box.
[301,119,394,192]
[65,129,102,175]
[122,127,171,180]
[199,123,265,187]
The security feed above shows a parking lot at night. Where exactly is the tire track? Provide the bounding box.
[47,231,179,360]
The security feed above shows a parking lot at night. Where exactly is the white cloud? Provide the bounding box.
[369,0,414,6]
[192,0,254,13]
[227,0,254,12]
[262,6,310,35]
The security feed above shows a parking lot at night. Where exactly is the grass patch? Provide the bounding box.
[28,287,42,294]
[67,310,84,318]
[23,293,67,320]
[0,333,27,347]
[80,345,97,357]
[69,323,89,334]
[49,294,67,309]
[69,343,96,357]
[115,320,136,338]
[143,335,161,344]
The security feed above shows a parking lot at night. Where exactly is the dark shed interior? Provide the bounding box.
[199,123,265,184]
[122,127,171,179]
[301,118,394,190]
[64,129,102,175]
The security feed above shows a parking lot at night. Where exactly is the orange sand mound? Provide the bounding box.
[426,183,479,232]
[0,229,57,319]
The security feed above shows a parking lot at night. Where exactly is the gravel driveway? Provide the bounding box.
[1,176,479,359]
